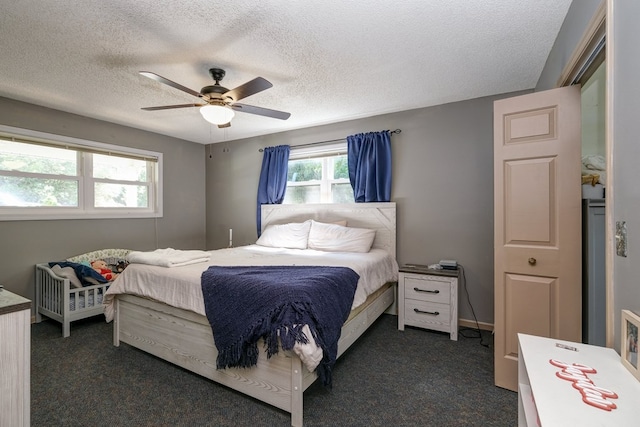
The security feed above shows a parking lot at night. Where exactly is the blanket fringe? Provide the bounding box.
[217,301,323,371]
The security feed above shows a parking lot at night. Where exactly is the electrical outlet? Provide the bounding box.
[616,221,627,257]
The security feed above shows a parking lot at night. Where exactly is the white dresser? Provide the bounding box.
[0,289,31,427]
[397,266,458,340]
[518,333,640,426]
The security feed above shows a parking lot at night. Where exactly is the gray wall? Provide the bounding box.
[206,91,528,326]
[0,97,206,303]
[536,0,603,91]
[610,0,640,350]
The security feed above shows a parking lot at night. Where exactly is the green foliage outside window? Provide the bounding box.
[283,185,320,204]
[334,156,349,179]
[284,153,353,204]
[0,176,78,206]
[0,142,78,206]
[288,159,321,182]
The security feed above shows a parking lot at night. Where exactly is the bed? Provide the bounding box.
[105,202,397,426]
[35,248,131,337]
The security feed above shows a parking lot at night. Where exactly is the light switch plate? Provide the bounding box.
[616,221,627,257]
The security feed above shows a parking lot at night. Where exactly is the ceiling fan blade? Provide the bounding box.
[232,103,291,120]
[141,103,205,111]
[224,77,272,102]
[139,71,202,98]
[218,122,231,129]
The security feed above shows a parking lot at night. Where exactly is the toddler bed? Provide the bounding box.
[35,248,130,337]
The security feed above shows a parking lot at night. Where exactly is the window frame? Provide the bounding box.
[284,142,353,204]
[0,125,163,221]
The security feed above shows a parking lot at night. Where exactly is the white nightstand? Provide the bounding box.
[397,266,459,340]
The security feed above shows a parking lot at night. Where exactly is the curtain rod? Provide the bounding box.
[258,129,401,152]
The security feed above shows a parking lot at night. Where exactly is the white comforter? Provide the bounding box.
[103,245,398,370]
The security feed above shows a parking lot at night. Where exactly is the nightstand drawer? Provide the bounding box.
[404,300,450,329]
[403,277,451,304]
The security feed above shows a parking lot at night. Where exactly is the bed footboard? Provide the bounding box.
[35,264,110,337]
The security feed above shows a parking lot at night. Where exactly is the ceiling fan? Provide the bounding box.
[139,68,291,128]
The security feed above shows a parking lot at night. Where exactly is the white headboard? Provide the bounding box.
[261,202,396,257]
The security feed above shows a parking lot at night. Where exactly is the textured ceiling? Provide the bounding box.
[0,1,572,145]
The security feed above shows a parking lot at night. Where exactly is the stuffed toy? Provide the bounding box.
[114,260,129,273]
[90,259,118,281]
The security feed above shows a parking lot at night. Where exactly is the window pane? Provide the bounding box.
[288,159,321,182]
[0,176,78,206]
[331,183,355,203]
[94,154,148,181]
[283,185,320,204]
[286,146,351,205]
[94,182,148,208]
[333,155,349,180]
[0,140,77,175]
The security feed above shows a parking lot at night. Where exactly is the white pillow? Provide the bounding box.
[307,220,376,253]
[256,220,311,249]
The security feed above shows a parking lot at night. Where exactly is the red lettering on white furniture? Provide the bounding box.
[549,359,618,411]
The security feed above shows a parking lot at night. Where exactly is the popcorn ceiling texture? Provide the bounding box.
[0,0,572,144]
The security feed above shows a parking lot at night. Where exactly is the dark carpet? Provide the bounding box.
[31,314,517,426]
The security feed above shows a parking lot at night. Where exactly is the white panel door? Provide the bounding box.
[494,86,582,391]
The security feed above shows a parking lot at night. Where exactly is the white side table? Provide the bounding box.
[397,266,459,340]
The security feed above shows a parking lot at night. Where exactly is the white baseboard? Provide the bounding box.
[459,318,494,332]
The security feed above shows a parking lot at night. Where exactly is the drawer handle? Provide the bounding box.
[414,308,440,316]
[414,287,439,294]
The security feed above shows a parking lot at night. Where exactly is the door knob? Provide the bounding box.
[528,257,537,266]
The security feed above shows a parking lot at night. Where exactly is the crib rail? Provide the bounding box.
[35,263,110,337]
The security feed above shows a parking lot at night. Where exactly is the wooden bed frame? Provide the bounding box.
[112,202,397,426]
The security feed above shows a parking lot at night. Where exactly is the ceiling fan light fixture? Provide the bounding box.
[200,104,235,125]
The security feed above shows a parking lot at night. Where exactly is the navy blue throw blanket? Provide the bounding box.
[200,265,359,387]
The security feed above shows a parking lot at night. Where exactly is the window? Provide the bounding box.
[0,125,162,220]
[284,142,354,204]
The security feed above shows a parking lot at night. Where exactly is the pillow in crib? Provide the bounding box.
[307,220,376,253]
[256,220,312,249]
[51,264,83,289]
